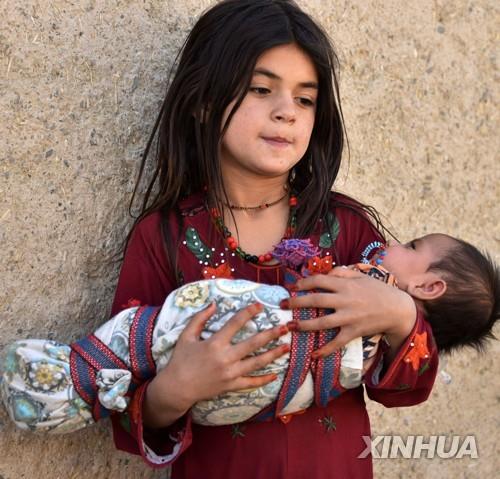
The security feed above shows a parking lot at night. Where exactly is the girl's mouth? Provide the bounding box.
[262,136,292,148]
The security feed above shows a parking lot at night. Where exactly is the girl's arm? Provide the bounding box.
[142,302,287,429]
[285,273,438,406]
[284,201,438,407]
[285,269,438,402]
[286,267,417,358]
[364,308,438,407]
[110,213,288,467]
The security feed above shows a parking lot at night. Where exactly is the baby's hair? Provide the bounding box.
[424,238,499,354]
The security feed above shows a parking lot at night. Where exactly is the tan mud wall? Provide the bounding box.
[0,1,498,478]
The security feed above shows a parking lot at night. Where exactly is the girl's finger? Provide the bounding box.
[282,292,341,311]
[231,373,279,392]
[215,302,264,342]
[287,311,347,332]
[180,302,217,340]
[294,274,345,292]
[238,343,290,376]
[327,265,357,273]
[231,324,289,359]
[327,266,364,278]
[312,329,353,358]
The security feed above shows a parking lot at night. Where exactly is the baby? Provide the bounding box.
[377,234,498,354]
[1,234,498,433]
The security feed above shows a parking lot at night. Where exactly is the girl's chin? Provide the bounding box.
[253,168,295,179]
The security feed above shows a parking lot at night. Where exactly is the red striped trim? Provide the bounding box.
[275,296,317,415]
[71,334,129,372]
[69,350,94,405]
[129,306,159,380]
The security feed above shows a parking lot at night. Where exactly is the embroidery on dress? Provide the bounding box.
[304,256,334,275]
[183,226,234,279]
[319,211,340,248]
[404,331,430,371]
[418,362,430,376]
[185,227,213,263]
[202,263,233,279]
[121,298,141,309]
[319,414,336,432]
[231,423,246,438]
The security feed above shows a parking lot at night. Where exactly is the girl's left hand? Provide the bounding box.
[283,267,417,358]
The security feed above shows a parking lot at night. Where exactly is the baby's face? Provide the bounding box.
[376,234,453,290]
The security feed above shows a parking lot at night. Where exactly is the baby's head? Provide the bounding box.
[379,234,499,354]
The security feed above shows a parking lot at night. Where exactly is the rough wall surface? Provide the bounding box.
[0,1,498,478]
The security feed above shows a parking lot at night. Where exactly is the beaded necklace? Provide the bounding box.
[221,188,290,211]
[209,194,298,265]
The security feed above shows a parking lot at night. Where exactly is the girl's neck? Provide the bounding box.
[220,168,289,207]
[221,200,291,259]
[214,167,292,259]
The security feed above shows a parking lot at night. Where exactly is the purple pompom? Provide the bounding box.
[272,239,320,269]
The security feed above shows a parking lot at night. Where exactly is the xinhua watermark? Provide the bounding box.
[358,435,478,459]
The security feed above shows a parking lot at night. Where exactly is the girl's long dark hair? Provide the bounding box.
[128,0,388,269]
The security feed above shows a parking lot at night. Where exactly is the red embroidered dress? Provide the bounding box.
[110,192,438,478]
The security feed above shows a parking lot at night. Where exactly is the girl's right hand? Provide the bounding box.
[143,302,289,428]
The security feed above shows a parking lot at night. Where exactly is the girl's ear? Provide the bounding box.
[407,272,447,301]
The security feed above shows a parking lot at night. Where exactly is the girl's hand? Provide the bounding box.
[144,302,289,428]
[284,267,417,359]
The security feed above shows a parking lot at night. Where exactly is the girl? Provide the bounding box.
[111,1,438,477]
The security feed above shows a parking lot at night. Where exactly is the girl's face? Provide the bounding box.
[220,43,318,180]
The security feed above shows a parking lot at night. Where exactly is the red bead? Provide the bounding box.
[258,255,266,263]
[289,196,298,206]
[265,253,273,261]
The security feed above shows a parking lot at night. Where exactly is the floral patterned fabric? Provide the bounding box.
[0,340,93,433]
[1,276,384,433]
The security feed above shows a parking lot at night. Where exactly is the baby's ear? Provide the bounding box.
[407,272,447,301]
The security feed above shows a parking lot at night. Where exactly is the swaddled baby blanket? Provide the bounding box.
[1,278,380,433]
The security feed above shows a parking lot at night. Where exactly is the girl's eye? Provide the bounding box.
[297,97,315,107]
[250,87,271,95]
[408,241,416,250]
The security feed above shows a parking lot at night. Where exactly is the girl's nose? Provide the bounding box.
[272,97,296,123]
[273,112,295,122]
